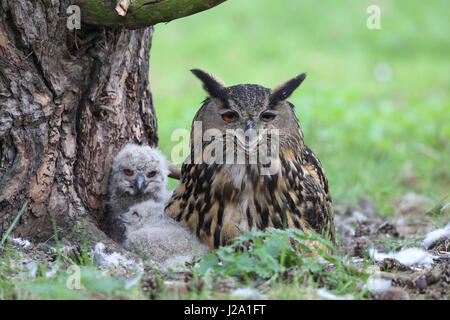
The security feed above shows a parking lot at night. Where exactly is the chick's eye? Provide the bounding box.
[147,171,156,178]
[123,169,134,176]
[261,112,276,121]
[221,111,239,122]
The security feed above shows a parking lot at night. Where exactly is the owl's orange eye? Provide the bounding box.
[261,112,276,121]
[221,111,239,122]
[123,169,134,176]
[147,171,156,178]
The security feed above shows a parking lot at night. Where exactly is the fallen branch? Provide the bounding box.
[377,270,429,284]
[166,161,181,180]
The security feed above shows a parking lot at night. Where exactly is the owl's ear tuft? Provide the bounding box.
[191,69,226,99]
[269,73,306,107]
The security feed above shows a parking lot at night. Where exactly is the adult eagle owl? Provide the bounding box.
[165,69,335,249]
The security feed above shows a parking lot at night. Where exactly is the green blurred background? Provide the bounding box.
[149,0,449,214]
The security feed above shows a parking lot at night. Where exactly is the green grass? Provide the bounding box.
[150,0,450,211]
[0,229,373,300]
[197,228,371,299]
[0,201,28,247]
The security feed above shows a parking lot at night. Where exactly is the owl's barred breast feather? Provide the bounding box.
[165,144,335,249]
[165,69,335,249]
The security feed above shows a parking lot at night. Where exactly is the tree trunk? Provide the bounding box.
[1,0,226,247]
[0,0,159,247]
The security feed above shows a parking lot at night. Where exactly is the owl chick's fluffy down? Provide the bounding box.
[106,144,171,242]
[120,200,210,271]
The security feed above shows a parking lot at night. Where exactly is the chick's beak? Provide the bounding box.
[134,175,146,193]
[117,213,126,223]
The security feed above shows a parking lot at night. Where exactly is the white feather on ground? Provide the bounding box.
[91,242,136,268]
[423,223,450,249]
[230,287,265,300]
[121,200,210,270]
[9,237,32,249]
[366,278,392,294]
[369,247,437,266]
[316,288,354,300]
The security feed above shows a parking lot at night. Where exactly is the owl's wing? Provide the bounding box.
[164,178,186,222]
[164,161,199,223]
[301,146,335,242]
[302,146,332,202]
[282,145,335,243]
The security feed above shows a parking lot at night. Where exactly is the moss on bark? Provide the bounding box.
[76,0,227,29]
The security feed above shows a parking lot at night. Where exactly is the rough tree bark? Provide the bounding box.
[0,0,225,247]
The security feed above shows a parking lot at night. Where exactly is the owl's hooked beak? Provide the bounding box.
[134,175,147,193]
[117,213,127,224]
[245,119,254,131]
[243,119,259,150]
[246,119,258,139]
